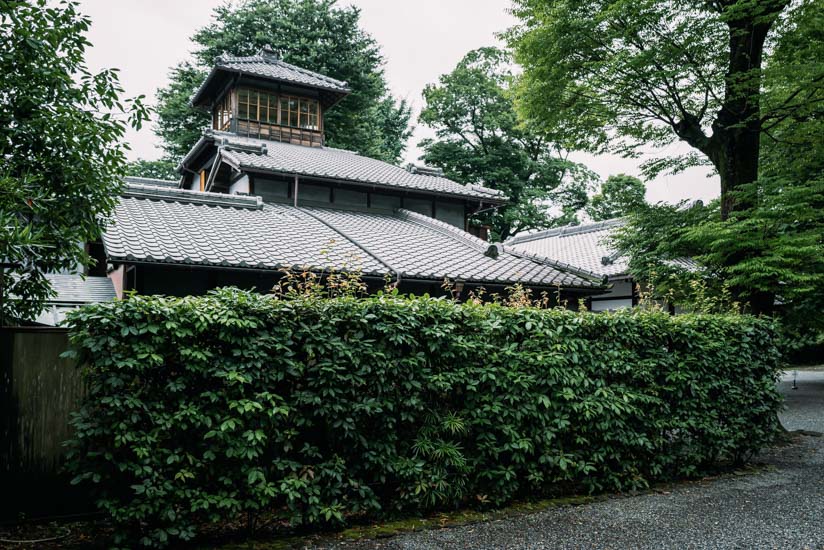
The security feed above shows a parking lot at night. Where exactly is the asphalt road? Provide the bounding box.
[315,370,824,550]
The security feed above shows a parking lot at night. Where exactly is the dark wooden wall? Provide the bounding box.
[0,327,90,520]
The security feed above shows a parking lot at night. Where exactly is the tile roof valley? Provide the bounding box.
[104,183,604,290]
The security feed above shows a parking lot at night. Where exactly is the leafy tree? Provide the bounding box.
[612,7,824,315]
[0,0,148,323]
[613,175,823,315]
[154,62,209,161]
[507,0,824,220]
[126,159,179,181]
[419,47,595,241]
[153,0,412,164]
[586,174,646,221]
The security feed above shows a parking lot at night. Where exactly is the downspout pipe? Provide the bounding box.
[293,175,299,207]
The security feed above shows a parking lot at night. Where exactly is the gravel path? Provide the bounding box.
[315,370,824,550]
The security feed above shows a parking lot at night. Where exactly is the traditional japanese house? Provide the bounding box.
[99,49,608,302]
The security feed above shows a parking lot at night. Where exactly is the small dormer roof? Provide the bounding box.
[191,47,351,109]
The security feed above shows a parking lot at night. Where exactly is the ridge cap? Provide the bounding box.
[502,245,609,285]
[395,209,492,255]
[123,183,264,210]
[124,175,180,187]
[506,218,625,245]
[466,182,505,197]
[296,207,400,281]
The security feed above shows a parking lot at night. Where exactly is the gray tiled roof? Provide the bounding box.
[34,274,117,326]
[214,51,350,93]
[506,220,630,278]
[124,176,179,188]
[208,130,506,202]
[103,184,603,289]
[105,185,381,274]
[45,274,117,304]
[506,219,699,278]
[191,49,350,108]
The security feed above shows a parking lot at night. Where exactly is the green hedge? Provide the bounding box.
[65,288,782,547]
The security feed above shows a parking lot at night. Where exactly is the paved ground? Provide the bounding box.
[315,370,824,550]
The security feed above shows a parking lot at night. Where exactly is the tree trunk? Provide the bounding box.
[701,4,786,314]
[710,128,760,221]
[709,12,776,221]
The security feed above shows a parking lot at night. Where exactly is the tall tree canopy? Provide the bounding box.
[0,0,148,323]
[150,0,412,166]
[611,3,823,318]
[586,174,647,221]
[419,47,594,241]
[508,0,824,220]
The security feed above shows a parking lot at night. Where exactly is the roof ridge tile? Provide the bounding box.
[395,209,492,255]
[297,207,400,281]
[123,183,263,210]
[506,218,624,245]
[124,176,180,188]
[502,245,608,285]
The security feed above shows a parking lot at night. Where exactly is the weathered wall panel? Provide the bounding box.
[0,327,89,519]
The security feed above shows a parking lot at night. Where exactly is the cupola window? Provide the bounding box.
[236,88,320,131]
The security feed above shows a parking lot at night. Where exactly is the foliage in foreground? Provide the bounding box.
[0,0,148,323]
[65,288,782,547]
[611,175,824,358]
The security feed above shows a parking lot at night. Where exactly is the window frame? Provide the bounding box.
[234,87,320,132]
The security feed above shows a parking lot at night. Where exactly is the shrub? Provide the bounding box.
[64,288,782,547]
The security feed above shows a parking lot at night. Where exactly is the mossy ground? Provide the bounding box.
[215,465,772,549]
[214,494,599,550]
[0,465,771,549]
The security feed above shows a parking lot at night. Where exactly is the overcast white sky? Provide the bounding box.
[76,0,718,204]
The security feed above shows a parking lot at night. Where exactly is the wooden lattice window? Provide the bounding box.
[236,88,319,131]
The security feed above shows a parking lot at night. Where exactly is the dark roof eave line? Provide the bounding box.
[105,256,388,278]
[221,66,351,94]
[177,134,216,177]
[106,256,603,291]
[190,65,222,108]
[503,246,609,287]
[239,166,508,204]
